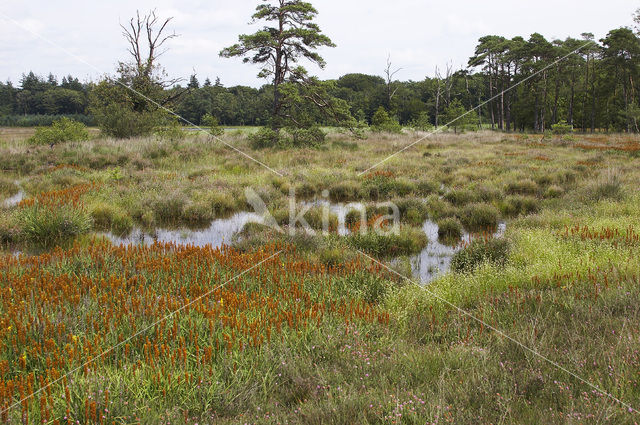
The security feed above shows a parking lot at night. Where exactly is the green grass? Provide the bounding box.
[0,129,639,423]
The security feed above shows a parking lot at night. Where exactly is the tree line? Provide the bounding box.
[1,10,639,133]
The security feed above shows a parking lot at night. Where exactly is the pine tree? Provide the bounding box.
[220,0,335,130]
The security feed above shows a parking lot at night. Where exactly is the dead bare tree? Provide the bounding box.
[118,10,185,108]
[434,63,453,127]
[384,55,402,109]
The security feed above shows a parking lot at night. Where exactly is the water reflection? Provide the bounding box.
[408,220,506,284]
[105,212,263,248]
[3,190,24,208]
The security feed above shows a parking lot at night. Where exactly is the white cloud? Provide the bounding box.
[0,0,635,86]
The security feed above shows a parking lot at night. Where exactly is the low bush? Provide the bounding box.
[289,126,326,148]
[201,113,224,137]
[249,127,284,149]
[156,121,186,142]
[28,117,89,145]
[94,103,158,139]
[551,120,573,135]
[371,107,402,133]
[459,203,500,231]
[18,204,92,247]
[451,238,510,272]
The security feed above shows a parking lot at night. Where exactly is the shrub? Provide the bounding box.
[504,179,538,196]
[499,196,540,217]
[371,107,402,133]
[451,238,510,272]
[289,126,326,148]
[201,113,224,137]
[459,203,500,231]
[551,120,573,135]
[156,121,186,142]
[408,111,433,131]
[249,127,284,149]
[18,204,92,247]
[94,103,158,139]
[28,117,89,145]
[437,217,463,241]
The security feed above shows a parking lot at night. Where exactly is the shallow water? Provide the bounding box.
[101,201,506,285]
[408,220,506,284]
[2,190,24,208]
[104,212,263,248]
[302,200,365,235]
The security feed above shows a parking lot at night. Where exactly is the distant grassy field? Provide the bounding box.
[0,128,639,423]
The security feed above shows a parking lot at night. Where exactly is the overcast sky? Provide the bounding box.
[0,1,636,87]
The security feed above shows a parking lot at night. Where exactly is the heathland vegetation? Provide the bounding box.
[1,2,640,424]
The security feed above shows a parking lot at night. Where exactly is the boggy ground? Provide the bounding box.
[0,128,639,423]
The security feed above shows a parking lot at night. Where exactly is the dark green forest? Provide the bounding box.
[1,27,639,132]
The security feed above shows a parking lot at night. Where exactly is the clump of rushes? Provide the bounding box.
[443,188,477,207]
[395,198,429,225]
[152,194,187,225]
[451,237,510,272]
[328,181,359,202]
[181,202,215,227]
[347,226,427,256]
[437,217,463,242]
[504,179,538,196]
[498,196,540,217]
[415,180,439,197]
[18,203,92,247]
[90,202,133,236]
[459,202,500,231]
[543,185,564,198]
[426,195,457,220]
[0,177,19,198]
